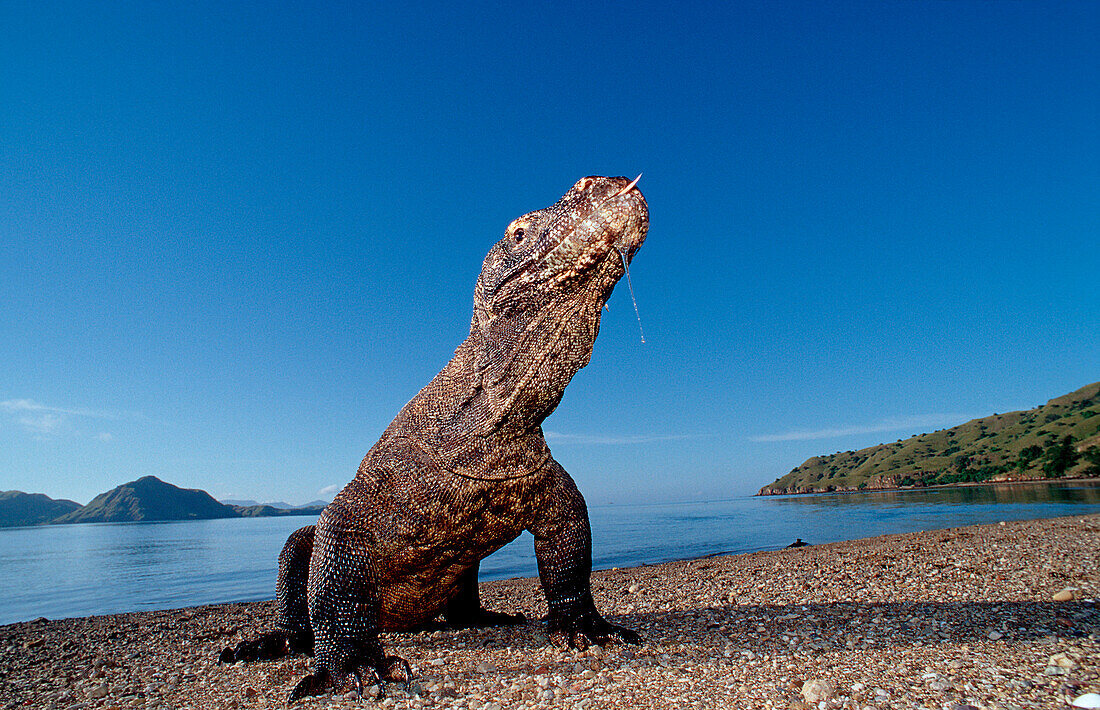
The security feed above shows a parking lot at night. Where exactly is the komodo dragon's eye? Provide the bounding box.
[512,227,525,243]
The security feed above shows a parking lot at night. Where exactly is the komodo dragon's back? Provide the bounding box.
[220,176,649,701]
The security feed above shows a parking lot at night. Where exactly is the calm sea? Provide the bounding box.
[2,481,1098,625]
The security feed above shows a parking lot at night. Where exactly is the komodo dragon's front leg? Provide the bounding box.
[288,504,410,701]
[531,463,639,649]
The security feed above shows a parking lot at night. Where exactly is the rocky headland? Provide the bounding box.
[760,381,1100,495]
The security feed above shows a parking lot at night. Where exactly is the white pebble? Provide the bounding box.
[801,679,835,703]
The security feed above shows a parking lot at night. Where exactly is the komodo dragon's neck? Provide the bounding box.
[365,174,648,481]
[380,259,615,480]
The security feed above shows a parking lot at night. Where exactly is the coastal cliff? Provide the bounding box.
[759,381,1100,496]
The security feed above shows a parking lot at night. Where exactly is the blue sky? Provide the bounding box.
[1,1,1097,506]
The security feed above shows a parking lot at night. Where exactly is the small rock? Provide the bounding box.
[475,661,496,674]
[1045,665,1069,676]
[1071,694,1100,709]
[243,687,258,698]
[800,679,835,703]
[987,630,1003,641]
[930,679,952,691]
[1050,652,1078,669]
[1053,588,1077,602]
[87,682,108,699]
[627,584,639,593]
[429,658,446,666]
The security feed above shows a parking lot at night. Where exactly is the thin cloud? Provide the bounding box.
[749,413,975,443]
[1,398,135,438]
[0,399,123,420]
[544,431,702,445]
[318,483,342,499]
[16,413,66,435]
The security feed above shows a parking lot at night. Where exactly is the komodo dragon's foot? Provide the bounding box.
[446,607,527,629]
[549,609,640,651]
[217,629,312,664]
[288,655,412,703]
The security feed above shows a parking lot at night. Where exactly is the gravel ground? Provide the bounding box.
[2,514,1097,710]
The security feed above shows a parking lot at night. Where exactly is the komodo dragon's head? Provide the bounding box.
[468,176,649,429]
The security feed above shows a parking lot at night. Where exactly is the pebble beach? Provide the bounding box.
[3,514,1097,710]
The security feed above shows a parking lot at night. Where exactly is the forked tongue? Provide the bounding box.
[618,248,645,344]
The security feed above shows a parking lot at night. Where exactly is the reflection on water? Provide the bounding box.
[1,481,1097,625]
[769,481,1100,508]
[481,481,1100,594]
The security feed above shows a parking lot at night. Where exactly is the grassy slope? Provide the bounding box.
[759,381,1100,495]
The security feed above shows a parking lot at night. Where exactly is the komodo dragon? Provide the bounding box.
[220,175,648,700]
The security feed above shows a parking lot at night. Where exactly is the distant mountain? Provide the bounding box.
[759,381,1100,495]
[3,477,326,525]
[221,498,329,510]
[232,503,326,518]
[0,491,81,527]
[53,476,239,523]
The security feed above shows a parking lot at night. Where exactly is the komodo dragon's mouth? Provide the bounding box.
[539,174,648,285]
[474,175,648,317]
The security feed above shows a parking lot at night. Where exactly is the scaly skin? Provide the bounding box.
[220,176,649,700]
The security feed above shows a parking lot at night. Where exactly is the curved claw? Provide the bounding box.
[217,630,295,664]
[288,669,331,703]
[604,622,641,644]
[380,655,413,683]
[554,613,641,650]
[286,655,412,704]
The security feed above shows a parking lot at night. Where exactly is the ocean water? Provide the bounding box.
[2,481,1098,625]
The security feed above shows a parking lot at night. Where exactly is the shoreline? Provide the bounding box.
[756,475,1100,497]
[2,515,1097,709]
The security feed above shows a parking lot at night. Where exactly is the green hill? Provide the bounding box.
[0,491,81,527]
[758,381,1100,495]
[231,503,326,518]
[52,475,240,523]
